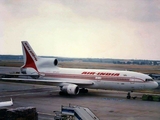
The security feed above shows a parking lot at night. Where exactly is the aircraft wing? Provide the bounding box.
[0,78,94,86]
[0,73,40,79]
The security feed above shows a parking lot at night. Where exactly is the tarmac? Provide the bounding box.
[0,67,160,120]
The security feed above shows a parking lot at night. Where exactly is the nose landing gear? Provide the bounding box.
[127,92,131,99]
[127,91,137,99]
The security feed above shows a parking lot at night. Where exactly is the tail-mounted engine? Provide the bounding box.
[36,58,58,68]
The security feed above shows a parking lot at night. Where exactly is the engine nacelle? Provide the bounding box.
[36,58,58,68]
[61,84,79,95]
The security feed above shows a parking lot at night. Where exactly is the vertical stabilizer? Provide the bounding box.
[21,41,38,72]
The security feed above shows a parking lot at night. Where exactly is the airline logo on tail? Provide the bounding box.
[24,42,37,61]
[21,41,38,72]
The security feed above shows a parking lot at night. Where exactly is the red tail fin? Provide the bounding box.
[21,41,38,72]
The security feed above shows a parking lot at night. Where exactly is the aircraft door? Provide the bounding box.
[95,76,103,88]
[130,77,135,90]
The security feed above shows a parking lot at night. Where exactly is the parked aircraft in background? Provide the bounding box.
[0,98,13,107]
[2,41,158,99]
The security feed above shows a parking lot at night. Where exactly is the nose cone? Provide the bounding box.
[145,81,159,90]
[153,81,159,89]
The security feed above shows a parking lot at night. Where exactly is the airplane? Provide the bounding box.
[0,98,13,107]
[1,41,159,99]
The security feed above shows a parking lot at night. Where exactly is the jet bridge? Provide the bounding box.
[54,104,99,120]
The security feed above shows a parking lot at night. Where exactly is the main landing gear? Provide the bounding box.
[79,88,88,94]
[127,91,137,99]
[58,88,89,96]
[127,92,131,99]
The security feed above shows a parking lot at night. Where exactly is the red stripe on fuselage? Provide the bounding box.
[41,72,144,83]
[22,43,38,72]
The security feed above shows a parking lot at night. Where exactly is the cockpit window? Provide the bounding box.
[145,79,153,82]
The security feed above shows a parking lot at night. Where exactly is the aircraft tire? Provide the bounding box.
[127,96,131,99]
[127,92,131,99]
[79,88,88,94]
[59,91,66,96]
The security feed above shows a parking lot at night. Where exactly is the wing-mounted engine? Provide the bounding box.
[61,84,79,95]
[36,58,58,68]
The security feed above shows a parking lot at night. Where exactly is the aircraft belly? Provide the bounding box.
[93,81,145,91]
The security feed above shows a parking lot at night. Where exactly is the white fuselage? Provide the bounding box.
[37,67,158,91]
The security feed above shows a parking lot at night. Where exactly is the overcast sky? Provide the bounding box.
[1,0,160,60]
